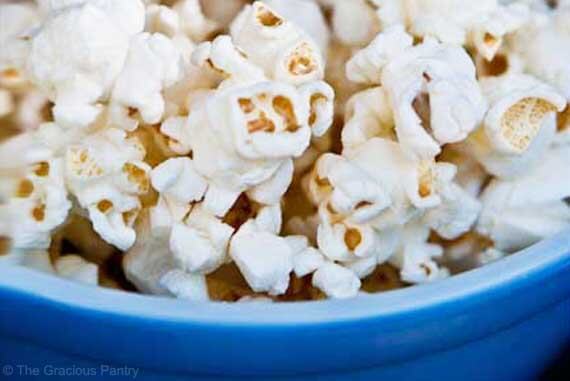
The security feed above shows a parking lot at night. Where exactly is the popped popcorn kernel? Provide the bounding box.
[2,0,569,302]
[501,97,558,152]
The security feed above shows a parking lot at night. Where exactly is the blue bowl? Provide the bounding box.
[1,231,569,381]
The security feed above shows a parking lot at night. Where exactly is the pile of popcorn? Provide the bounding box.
[0,0,569,301]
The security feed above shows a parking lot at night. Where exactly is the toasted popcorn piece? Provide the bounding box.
[312,262,361,299]
[65,128,150,250]
[307,153,390,223]
[0,2,40,88]
[467,74,565,177]
[54,255,99,285]
[509,7,570,100]
[327,0,381,47]
[345,25,413,85]
[27,1,144,129]
[158,269,209,301]
[316,202,379,262]
[299,81,335,138]
[262,0,331,54]
[380,37,487,159]
[346,138,455,223]
[0,158,71,249]
[230,2,324,85]
[468,3,529,61]
[477,144,570,252]
[151,157,208,206]
[342,87,396,153]
[110,33,184,131]
[389,222,448,284]
[169,204,234,274]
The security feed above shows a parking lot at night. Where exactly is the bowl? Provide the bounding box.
[1,230,569,381]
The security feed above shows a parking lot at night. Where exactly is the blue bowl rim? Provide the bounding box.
[1,229,569,326]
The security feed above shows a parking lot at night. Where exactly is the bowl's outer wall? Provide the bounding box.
[1,233,570,380]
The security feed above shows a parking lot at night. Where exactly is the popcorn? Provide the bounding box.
[509,6,570,100]
[467,74,565,178]
[124,214,209,300]
[389,222,448,284]
[0,2,40,88]
[65,128,151,250]
[380,36,487,159]
[477,144,570,252]
[54,255,99,285]
[0,158,71,249]
[109,33,185,131]
[262,0,331,54]
[345,26,413,85]
[326,0,381,47]
[229,205,293,295]
[230,2,324,85]
[312,262,361,299]
[2,0,569,302]
[342,87,396,153]
[169,204,234,274]
[151,157,208,208]
[27,0,145,129]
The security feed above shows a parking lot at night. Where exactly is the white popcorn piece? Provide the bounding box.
[467,74,565,178]
[158,268,209,301]
[423,181,482,240]
[172,0,218,42]
[0,158,71,249]
[468,3,530,61]
[158,116,192,155]
[299,81,335,138]
[342,87,396,153]
[151,157,208,206]
[16,91,51,132]
[381,37,487,159]
[109,32,185,131]
[475,247,506,266]
[145,4,180,38]
[509,7,570,100]
[312,262,361,299]
[0,2,40,88]
[262,0,331,54]
[202,185,242,218]
[477,144,570,252]
[346,138,455,223]
[169,204,234,274]
[389,222,448,284]
[65,128,150,250]
[18,251,56,274]
[230,219,293,295]
[27,0,145,129]
[306,153,390,224]
[230,2,324,85]
[246,158,294,205]
[123,221,176,295]
[0,89,13,118]
[327,0,381,47]
[293,247,326,278]
[345,25,413,85]
[192,35,266,87]
[54,255,99,286]
[200,0,248,26]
